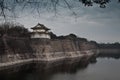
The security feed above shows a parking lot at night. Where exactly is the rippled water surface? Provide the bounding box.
[0,58,120,80]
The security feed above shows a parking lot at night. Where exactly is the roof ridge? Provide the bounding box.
[31,23,50,30]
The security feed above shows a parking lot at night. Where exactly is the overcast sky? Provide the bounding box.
[11,0,120,43]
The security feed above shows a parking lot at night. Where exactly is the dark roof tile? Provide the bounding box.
[31,23,50,30]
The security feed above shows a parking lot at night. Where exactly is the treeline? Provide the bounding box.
[0,22,30,38]
[98,42,120,49]
[50,32,87,41]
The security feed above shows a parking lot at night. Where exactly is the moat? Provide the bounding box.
[0,57,120,80]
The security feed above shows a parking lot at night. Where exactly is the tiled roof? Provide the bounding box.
[31,23,50,30]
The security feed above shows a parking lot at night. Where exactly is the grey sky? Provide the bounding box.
[11,0,120,43]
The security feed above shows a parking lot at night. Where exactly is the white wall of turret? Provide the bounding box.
[31,33,50,39]
[33,29,46,32]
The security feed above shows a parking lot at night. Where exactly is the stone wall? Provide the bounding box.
[0,37,96,63]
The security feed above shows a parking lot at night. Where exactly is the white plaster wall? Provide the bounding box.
[31,33,50,39]
[33,29,46,32]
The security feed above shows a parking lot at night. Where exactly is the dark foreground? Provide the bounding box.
[0,56,120,80]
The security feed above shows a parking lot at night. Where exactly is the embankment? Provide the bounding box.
[0,37,97,70]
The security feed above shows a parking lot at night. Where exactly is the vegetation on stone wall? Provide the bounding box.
[0,22,30,38]
[0,38,5,54]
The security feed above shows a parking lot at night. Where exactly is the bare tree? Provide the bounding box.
[0,0,119,19]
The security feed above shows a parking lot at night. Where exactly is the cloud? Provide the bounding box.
[15,0,120,43]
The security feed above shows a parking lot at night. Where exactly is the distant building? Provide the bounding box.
[31,23,51,39]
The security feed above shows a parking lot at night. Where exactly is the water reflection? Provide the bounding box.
[1,56,120,80]
[0,58,94,80]
[98,53,120,59]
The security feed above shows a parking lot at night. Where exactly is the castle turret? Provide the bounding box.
[31,23,51,39]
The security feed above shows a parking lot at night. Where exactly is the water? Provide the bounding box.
[0,58,120,80]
